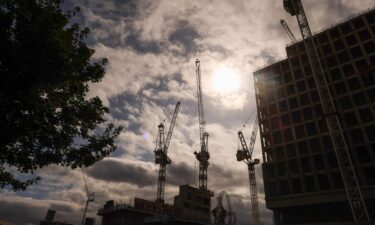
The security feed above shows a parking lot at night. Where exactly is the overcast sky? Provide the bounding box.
[1,1,374,225]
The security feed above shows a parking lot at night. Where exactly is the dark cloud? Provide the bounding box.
[86,159,156,188]
[126,34,163,54]
[169,20,200,56]
[0,201,45,225]
[167,162,195,186]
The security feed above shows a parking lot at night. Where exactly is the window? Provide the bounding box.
[318,33,329,44]
[327,151,338,168]
[291,111,302,124]
[355,59,367,71]
[293,68,303,80]
[359,108,373,123]
[302,108,313,120]
[368,88,375,102]
[299,93,310,106]
[322,43,333,55]
[322,135,333,150]
[326,56,337,67]
[344,111,358,126]
[314,155,325,170]
[305,176,315,192]
[307,77,316,89]
[294,81,305,93]
[365,12,375,24]
[279,100,288,112]
[353,17,365,29]
[275,146,285,160]
[342,64,355,77]
[286,144,296,157]
[318,174,330,190]
[315,105,323,118]
[356,146,371,163]
[339,96,353,110]
[347,77,361,91]
[333,39,345,51]
[353,92,367,106]
[292,178,302,193]
[295,125,305,138]
[332,171,344,188]
[281,114,290,126]
[364,167,375,185]
[365,125,375,141]
[341,23,353,34]
[280,179,289,195]
[311,90,320,102]
[330,68,342,81]
[289,160,298,174]
[317,120,330,142]
[363,41,375,54]
[271,117,279,129]
[306,122,318,136]
[350,128,365,144]
[291,57,300,68]
[277,88,285,98]
[298,141,308,155]
[350,46,362,59]
[358,29,371,41]
[284,72,292,84]
[269,103,277,114]
[287,84,296,95]
[304,65,312,76]
[329,28,340,39]
[277,162,286,176]
[337,51,350,64]
[284,129,293,142]
[334,82,347,95]
[301,54,309,64]
[345,34,357,46]
[301,157,311,173]
[310,138,321,153]
[289,97,298,109]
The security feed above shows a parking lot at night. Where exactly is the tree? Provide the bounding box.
[0,0,122,190]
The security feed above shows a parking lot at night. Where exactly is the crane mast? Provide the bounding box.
[81,170,94,225]
[194,59,210,191]
[154,102,180,203]
[237,116,260,225]
[280,19,297,43]
[283,0,370,223]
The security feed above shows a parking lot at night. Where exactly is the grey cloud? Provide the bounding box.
[169,20,200,56]
[126,33,163,54]
[86,159,156,188]
[0,201,45,225]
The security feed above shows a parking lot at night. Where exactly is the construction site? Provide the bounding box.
[40,1,375,225]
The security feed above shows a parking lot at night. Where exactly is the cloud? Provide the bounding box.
[4,1,375,225]
[86,158,156,188]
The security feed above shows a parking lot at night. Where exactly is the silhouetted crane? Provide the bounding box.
[154,102,180,203]
[280,19,297,43]
[194,59,210,191]
[236,116,260,225]
[81,169,94,225]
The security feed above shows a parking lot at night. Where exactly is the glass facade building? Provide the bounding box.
[254,8,375,225]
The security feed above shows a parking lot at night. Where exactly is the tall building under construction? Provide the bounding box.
[254,7,375,225]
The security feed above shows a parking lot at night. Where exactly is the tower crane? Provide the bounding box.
[283,0,370,223]
[194,59,210,191]
[81,169,95,225]
[236,116,260,225]
[154,102,180,203]
[280,19,297,43]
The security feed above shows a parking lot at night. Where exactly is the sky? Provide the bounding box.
[1,0,375,225]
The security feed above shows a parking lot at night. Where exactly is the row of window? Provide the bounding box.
[264,121,375,148]
[265,165,375,197]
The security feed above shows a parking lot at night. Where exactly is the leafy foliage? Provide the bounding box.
[0,0,122,190]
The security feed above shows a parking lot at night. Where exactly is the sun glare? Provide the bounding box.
[212,66,241,94]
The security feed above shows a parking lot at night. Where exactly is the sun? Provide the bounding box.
[211,66,241,94]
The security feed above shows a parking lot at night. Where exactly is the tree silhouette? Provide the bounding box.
[0,0,122,190]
